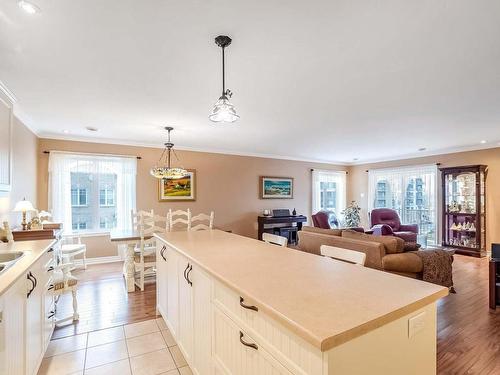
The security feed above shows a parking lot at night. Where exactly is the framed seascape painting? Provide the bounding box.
[158,170,196,201]
[260,176,294,199]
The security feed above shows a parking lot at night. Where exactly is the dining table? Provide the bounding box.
[110,229,153,292]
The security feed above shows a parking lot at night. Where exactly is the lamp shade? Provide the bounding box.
[14,199,35,212]
[209,95,240,123]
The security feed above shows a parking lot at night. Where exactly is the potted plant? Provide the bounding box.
[341,201,361,228]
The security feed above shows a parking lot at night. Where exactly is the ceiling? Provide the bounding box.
[1,0,500,164]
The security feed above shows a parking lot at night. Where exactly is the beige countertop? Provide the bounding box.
[0,239,56,296]
[155,230,448,351]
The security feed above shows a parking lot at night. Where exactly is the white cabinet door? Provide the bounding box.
[156,242,168,317]
[178,256,194,365]
[26,263,44,375]
[192,265,213,375]
[213,307,292,375]
[0,277,25,375]
[166,247,180,338]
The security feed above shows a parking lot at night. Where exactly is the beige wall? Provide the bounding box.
[37,138,345,258]
[0,116,38,226]
[348,148,500,250]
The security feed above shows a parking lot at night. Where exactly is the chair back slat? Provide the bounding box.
[169,209,191,231]
[190,211,214,231]
[262,233,288,247]
[320,245,366,266]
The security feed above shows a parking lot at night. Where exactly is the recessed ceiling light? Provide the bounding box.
[480,140,487,144]
[85,126,98,132]
[353,158,359,161]
[18,1,40,14]
[418,147,427,152]
[62,129,70,134]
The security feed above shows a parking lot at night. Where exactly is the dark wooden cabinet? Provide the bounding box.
[440,165,487,257]
[490,259,500,309]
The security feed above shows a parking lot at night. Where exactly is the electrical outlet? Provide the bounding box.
[408,311,426,338]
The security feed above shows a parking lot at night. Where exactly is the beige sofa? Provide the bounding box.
[297,226,423,278]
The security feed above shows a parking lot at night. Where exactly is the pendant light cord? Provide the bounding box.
[222,46,225,96]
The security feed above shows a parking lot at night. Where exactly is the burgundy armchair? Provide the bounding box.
[311,211,339,229]
[369,208,418,243]
[311,211,364,232]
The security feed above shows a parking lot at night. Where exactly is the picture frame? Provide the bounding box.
[260,176,294,199]
[158,169,196,202]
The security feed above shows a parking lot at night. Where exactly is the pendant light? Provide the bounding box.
[209,35,240,123]
[150,127,188,179]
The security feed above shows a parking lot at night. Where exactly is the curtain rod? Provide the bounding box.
[43,150,142,160]
[310,168,348,175]
[365,162,441,173]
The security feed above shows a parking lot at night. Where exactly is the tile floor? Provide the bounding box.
[38,317,193,375]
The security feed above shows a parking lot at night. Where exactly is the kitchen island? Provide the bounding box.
[155,229,447,375]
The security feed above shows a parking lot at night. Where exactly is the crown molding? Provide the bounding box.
[37,133,349,166]
[0,80,17,104]
[350,142,500,166]
[36,132,500,168]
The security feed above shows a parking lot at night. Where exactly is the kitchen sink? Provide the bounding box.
[0,251,24,264]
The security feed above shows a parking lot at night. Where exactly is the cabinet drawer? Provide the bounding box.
[213,280,322,375]
[43,279,55,347]
[214,306,292,375]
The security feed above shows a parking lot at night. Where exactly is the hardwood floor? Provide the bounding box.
[52,262,156,339]
[52,256,500,373]
[437,254,500,374]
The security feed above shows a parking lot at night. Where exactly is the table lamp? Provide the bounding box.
[13,198,35,230]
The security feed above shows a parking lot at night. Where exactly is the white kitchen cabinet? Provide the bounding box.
[213,306,291,375]
[166,246,180,337]
[191,265,213,375]
[177,256,194,365]
[0,276,26,375]
[25,263,44,375]
[156,242,168,317]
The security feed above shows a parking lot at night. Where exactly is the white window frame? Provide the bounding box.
[99,188,115,207]
[311,169,347,217]
[367,164,438,245]
[71,188,88,207]
[48,151,137,234]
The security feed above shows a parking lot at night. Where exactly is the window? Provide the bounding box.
[312,170,347,217]
[99,188,115,207]
[368,164,437,244]
[71,188,88,206]
[48,152,137,233]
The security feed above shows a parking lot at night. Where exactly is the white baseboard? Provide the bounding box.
[73,255,122,266]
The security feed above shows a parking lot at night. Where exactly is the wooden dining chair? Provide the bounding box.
[168,209,191,231]
[190,211,214,231]
[262,232,288,247]
[320,245,366,266]
[133,210,157,291]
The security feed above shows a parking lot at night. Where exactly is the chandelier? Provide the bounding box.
[150,127,188,179]
[209,35,239,123]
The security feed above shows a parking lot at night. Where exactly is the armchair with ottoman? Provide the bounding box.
[369,208,419,248]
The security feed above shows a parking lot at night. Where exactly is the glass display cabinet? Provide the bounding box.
[440,165,487,257]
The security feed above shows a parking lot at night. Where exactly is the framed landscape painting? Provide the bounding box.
[158,169,196,201]
[260,176,294,199]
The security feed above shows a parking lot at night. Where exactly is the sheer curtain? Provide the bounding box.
[48,152,137,233]
[368,164,438,244]
[311,169,347,216]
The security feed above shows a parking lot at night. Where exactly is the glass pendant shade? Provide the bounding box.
[209,95,240,123]
[150,166,188,180]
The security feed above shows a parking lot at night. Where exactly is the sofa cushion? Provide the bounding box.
[301,226,342,236]
[341,230,405,254]
[382,252,423,274]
